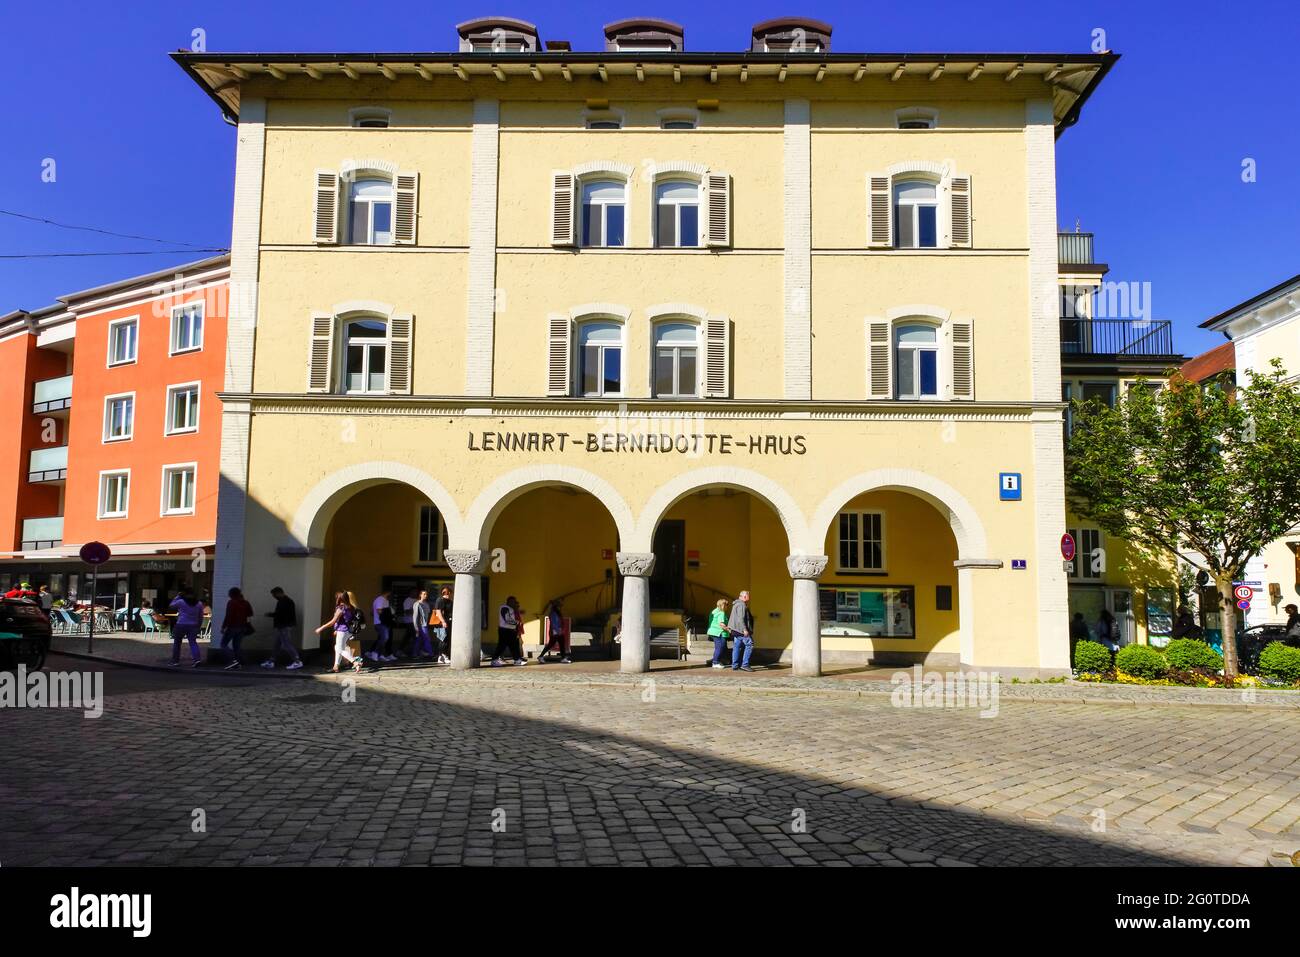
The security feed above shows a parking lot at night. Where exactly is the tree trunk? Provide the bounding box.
[1217,577,1239,679]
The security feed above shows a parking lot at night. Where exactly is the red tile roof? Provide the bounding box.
[1179,341,1236,383]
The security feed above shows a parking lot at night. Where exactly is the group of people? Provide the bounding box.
[705,589,757,672]
[492,594,573,666]
[186,585,303,671]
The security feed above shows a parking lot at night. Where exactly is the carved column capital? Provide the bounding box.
[786,554,828,580]
[616,552,656,577]
[443,548,487,575]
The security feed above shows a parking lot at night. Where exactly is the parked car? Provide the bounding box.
[0,597,53,670]
[1237,623,1293,674]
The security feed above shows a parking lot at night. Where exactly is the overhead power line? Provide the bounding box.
[0,249,228,260]
[0,208,220,250]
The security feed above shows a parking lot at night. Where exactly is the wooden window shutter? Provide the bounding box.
[394,172,419,245]
[948,175,972,248]
[546,313,572,396]
[551,171,576,246]
[703,316,731,398]
[949,318,975,400]
[866,320,893,399]
[705,172,732,248]
[307,313,336,393]
[868,175,892,248]
[313,170,340,244]
[387,315,413,394]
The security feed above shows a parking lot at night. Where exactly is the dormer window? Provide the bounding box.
[750,18,833,53]
[584,109,623,130]
[604,18,684,52]
[896,108,939,130]
[456,17,539,53]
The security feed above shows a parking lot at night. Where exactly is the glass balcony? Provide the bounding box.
[28,445,68,483]
[20,516,63,550]
[32,374,73,414]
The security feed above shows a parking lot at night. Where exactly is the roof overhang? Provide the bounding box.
[172,50,1117,136]
[1199,272,1300,333]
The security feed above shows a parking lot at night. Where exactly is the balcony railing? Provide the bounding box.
[1060,318,1176,357]
[32,374,72,414]
[28,445,68,483]
[20,516,63,551]
[1058,232,1095,266]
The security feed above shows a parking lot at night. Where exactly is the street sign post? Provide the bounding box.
[1060,533,1076,563]
[79,541,111,654]
[1233,585,1254,602]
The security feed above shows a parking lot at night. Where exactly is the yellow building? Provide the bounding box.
[176,16,1117,676]
[1058,232,1185,647]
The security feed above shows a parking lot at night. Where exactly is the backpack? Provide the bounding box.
[340,605,365,634]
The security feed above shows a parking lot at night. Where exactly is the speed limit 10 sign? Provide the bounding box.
[1233,585,1254,601]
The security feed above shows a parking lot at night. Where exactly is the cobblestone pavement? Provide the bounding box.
[1,657,1297,866]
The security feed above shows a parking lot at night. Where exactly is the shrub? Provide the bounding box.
[1073,640,1112,674]
[1115,643,1167,680]
[1257,642,1300,684]
[1164,638,1223,673]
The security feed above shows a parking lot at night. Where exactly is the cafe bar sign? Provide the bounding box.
[467,429,808,456]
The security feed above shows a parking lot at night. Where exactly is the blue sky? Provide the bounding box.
[2,0,1297,356]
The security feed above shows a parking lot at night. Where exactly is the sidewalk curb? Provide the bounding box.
[50,650,313,679]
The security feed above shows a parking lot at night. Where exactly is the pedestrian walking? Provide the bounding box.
[538,598,572,663]
[493,595,526,666]
[1068,611,1090,664]
[169,589,206,667]
[316,591,365,673]
[729,590,755,672]
[707,597,731,669]
[219,586,255,670]
[368,589,396,662]
[410,589,435,659]
[1284,603,1300,641]
[261,586,303,670]
[433,585,453,664]
[1097,608,1120,653]
[37,584,53,620]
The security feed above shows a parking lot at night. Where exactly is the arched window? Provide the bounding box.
[654,180,700,248]
[580,180,626,247]
[895,324,939,399]
[343,318,388,393]
[653,322,699,397]
[578,321,623,396]
[348,177,394,245]
[893,180,938,248]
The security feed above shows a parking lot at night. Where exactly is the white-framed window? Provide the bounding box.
[1068,526,1105,580]
[893,179,938,248]
[165,382,201,435]
[170,301,204,354]
[348,177,394,245]
[580,180,626,247]
[103,393,135,442]
[653,322,699,398]
[160,463,197,516]
[417,505,448,564]
[654,180,700,248]
[350,107,392,128]
[107,317,138,366]
[837,511,885,572]
[577,321,623,396]
[896,324,940,400]
[98,470,130,519]
[895,107,939,130]
[342,318,388,394]
[1080,381,1117,409]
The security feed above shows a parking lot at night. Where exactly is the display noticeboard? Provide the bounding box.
[818,585,915,638]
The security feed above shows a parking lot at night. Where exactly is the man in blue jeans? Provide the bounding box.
[728,589,755,672]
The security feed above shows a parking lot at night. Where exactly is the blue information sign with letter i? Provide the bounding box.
[999,472,1022,501]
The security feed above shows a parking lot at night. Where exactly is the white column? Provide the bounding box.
[444,548,487,669]
[787,555,827,676]
[617,552,655,673]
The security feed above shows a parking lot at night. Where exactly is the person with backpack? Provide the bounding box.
[433,585,454,664]
[493,595,526,667]
[707,597,731,669]
[368,589,396,662]
[316,591,365,673]
[218,586,255,670]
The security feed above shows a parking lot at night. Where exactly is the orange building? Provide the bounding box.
[0,256,229,611]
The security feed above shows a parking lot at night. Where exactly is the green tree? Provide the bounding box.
[1066,360,1300,678]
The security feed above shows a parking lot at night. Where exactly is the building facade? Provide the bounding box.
[176,16,1117,675]
[1196,273,1300,626]
[0,258,229,609]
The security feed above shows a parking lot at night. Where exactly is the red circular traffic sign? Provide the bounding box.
[79,541,111,565]
[1233,585,1254,601]
[1236,599,1251,611]
[1060,533,1076,562]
